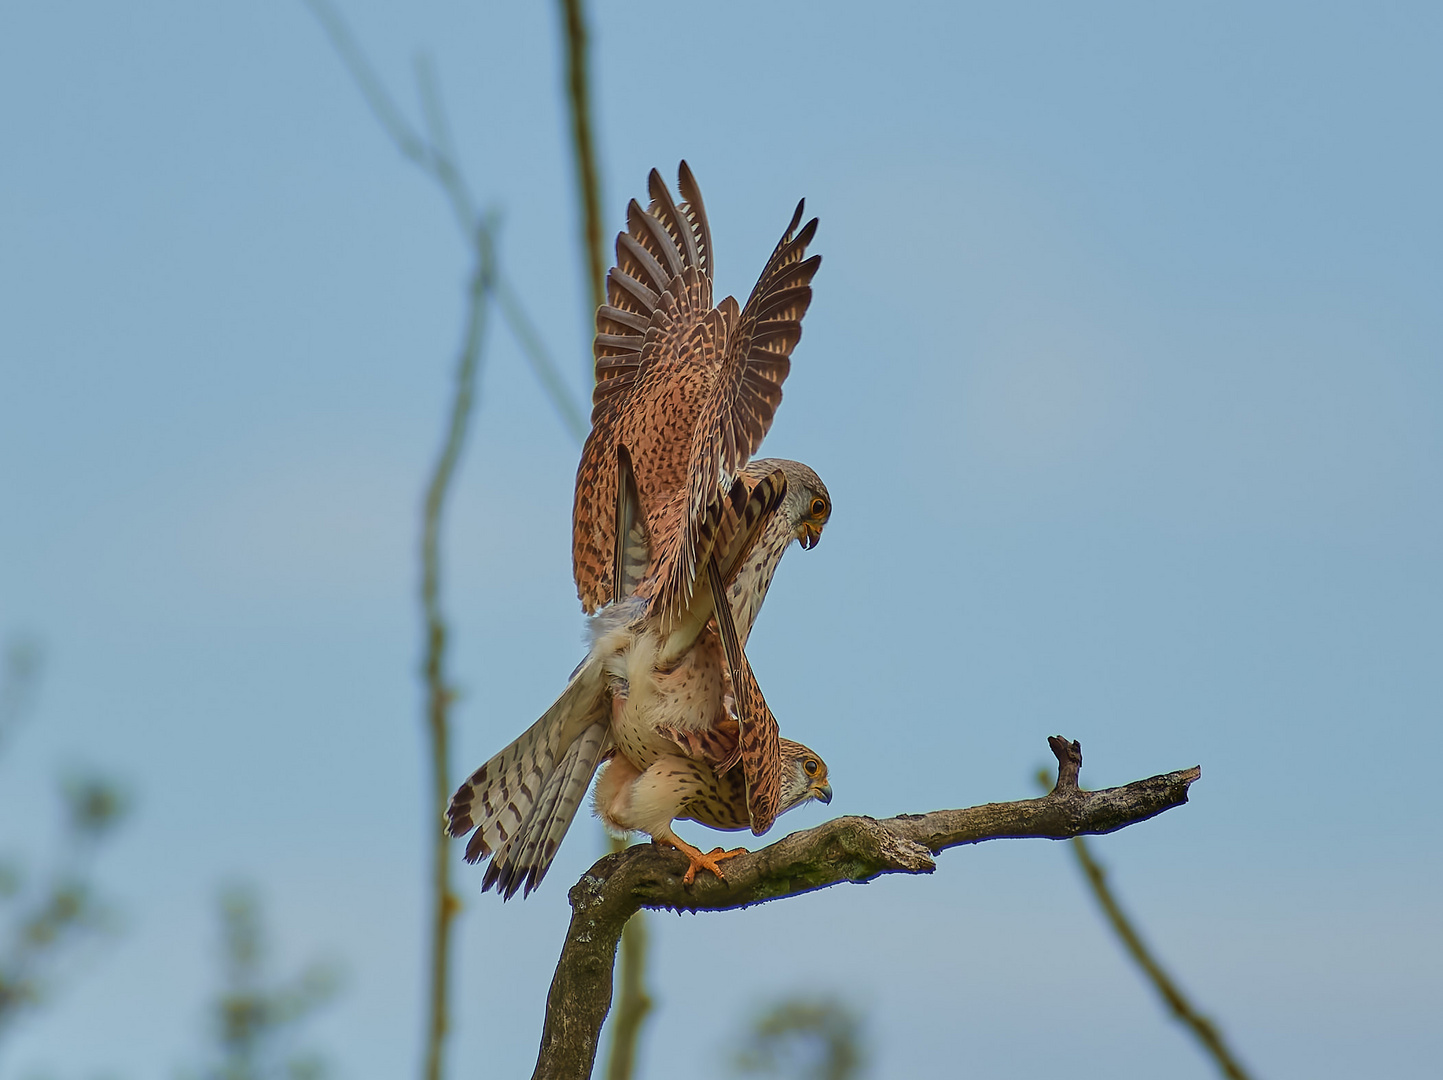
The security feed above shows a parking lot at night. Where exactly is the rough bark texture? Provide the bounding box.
[531,737,1201,1080]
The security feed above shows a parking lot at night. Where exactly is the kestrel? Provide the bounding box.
[594,737,833,884]
[446,458,828,897]
[573,162,822,827]
[447,164,828,896]
[572,162,821,623]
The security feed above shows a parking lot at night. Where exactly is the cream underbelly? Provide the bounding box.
[610,627,728,769]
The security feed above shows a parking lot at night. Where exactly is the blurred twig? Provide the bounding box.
[301,5,593,1079]
[416,221,491,1080]
[733,998,865,1080]
[302,0,587,440]
[1036,768,1257,1080]
[557,0,606,351]
[0,638,43,757]
[301,6,481,1079]
[496,279,587,443]
[553,5,653,1076]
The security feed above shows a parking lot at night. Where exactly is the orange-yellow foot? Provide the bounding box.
[659,837,748,885]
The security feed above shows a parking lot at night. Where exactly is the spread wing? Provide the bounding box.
[573,163,820,622]
[658,200,820,620]
[641,467,788,655]
[573,162,713,612]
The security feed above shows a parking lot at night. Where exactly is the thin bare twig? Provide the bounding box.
[553,5,652,1075]
[417,234,493,1080]
[557,0,607,352]
[303,0,587,439]
[301,0,428,165]
[495,280,589,443]
[0,639,42,757]
[300,6,498,1079]
[532,738,1201,1080]
[301,8,595,1080]
[1077,833,1255,1077]
[1036,768,1256,1080]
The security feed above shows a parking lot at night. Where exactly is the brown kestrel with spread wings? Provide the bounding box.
[446,458,830,897]
[572,162,821,622]
[573,162,822,829]
[447,164,828,896]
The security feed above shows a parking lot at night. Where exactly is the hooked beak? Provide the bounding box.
[814,781,833,805]
[797,521,824,551]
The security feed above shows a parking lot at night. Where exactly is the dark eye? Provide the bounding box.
[804,758,819,776]
[809,498,827,518]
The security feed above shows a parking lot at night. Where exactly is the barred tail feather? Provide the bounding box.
[445,659,606,874]
[483,722,610,899]
[447,712,558,866]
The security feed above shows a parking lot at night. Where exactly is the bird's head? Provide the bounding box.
[779,739,833,811]
[747,459,831,551]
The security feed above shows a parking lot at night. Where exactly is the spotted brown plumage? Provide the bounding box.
[447,163,830,896]
[594,738,833,884]
[572,162,821,832]
[444,459,827,898]
[446,459,831,898]
[573,162,821,620]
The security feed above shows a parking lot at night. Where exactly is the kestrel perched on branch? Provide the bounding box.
[447,457,829,897]
[447,164,829,896]
[574,162,823,828]
[594,736,833,884]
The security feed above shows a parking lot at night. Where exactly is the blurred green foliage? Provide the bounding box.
[0,638,130,1044]
[188,885,342,1080]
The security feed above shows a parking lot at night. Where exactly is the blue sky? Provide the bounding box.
[2,2,1440,1077]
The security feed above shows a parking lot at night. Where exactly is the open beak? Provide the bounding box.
[814,781,833,805]
[797,521,824,550]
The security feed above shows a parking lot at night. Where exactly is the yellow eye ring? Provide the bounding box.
[809,498,827,518]
[804,758,819,776]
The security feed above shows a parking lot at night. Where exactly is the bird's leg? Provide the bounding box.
[656,834,748,885]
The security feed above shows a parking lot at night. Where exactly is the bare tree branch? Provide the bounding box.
[557,0,607,350]
[301,0,428,165]
[0,732,129,1043]
[301,6,599,1078]
[550,5,658,1076]
[530,738,1200,1080]
[198,884,342,1080]
[299,7,495,1079]
[0,638,42,757]
[303,0,588,443]
[1029,767,1258,1080]
[495,280,589,444]
[1071,832,1255,1080]
[602,848,651,1080]
[417,234,492,1080]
